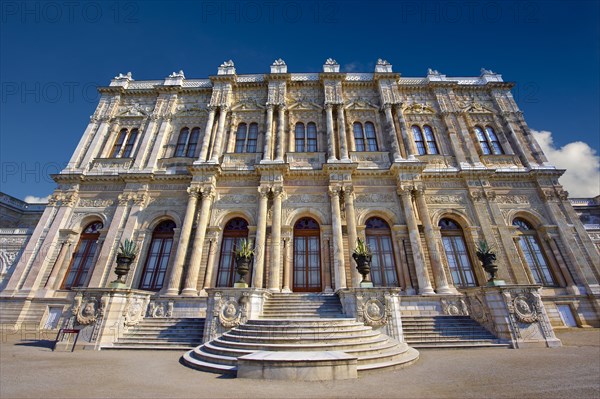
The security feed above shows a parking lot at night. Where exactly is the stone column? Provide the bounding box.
[398,187,434,294]
[262,105,274,161]
[337,106,350,161]
[282,236,292,292]
[200,233,219,294]
[268,187,284,291]
[252,186,270,288]
[163,186,200,295]
[325,104,337,161]
[383,104,403,162]
[394,105,417,159]
[440,112,469,166]
[210,106,228,162]
[198,106,217,162]
[44,236,75,290]
[414,187,455,294]
[182,187,215,296]
[329,186,347,290]
[343,186,361,287]
[275,106,286,161]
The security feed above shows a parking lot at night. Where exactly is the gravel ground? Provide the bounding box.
[1,328,598,399]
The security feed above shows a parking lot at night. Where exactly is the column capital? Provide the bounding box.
[258,186,271,197]
[328,185,342,198]
[207,105,218,113]
[343,185,354,197]
[201,185,216,200]
[272,185,285,198]
[414,184,426,196]
[265,103,275,110]
[397,185,414,196]
[324,103,334,110]
[382,103,393,111]
[187,186,202,198]
[220,104,230,112]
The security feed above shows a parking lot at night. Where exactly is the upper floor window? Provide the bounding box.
[475,126,504,155]
[512,218,557,286]
[174,127,200,157]
[412,125,439,155]
[353,122,378,152]
[235,123,258,153]
[295,122,318,152]
[110,128,139,158]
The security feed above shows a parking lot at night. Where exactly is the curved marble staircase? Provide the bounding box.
[182,293,419,376]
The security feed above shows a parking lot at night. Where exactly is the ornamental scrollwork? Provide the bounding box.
[123,296,150,327]
[441,298,469,316]
[357,296,391,327]
[511,295,538,324]
[72,293,104,326]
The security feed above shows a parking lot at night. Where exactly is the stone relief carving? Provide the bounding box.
[147,300,174,318]
[212,292,248,329]
[441,298,469,316]
[356,294,392,328]
[72,293,105,326]
[123,296,150,327]
[509,294,539,324]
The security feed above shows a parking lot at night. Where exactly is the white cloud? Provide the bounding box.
[532,130,600,197]
[24,195,50,204]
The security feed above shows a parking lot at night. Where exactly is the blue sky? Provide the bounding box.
[1,0,599,200]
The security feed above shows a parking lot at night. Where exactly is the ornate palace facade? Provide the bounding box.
[1,59,598,342]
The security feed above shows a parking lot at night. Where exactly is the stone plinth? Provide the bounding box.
[237,351,358,380]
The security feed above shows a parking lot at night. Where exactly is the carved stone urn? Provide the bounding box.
[234,255,252,288]
[112,255,135,287]
[352,253,373,288]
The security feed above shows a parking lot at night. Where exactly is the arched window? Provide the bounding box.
[423,125,439,154]
[295,122,318,152]
[475,126,504,155]
[353,122,378,152]
[293,217,321,292]
[175,127,200,157]
[110,128,139,158]
[513,218,557,286]
[234,123,258,153]
[439,218,476,287]
[139,220,176,291]
[365,217,398,287]
[412,125,439,155]
[216,218,250,287]
[295,122,305,152]
[61,221,103,289]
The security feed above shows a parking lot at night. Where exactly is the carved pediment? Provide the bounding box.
[174,104,207,116]
[345,98,379,110]
[287,100,323,111]
[230,98,266,111]
[116,103,152,117]
[403,103,435,114]
[462,102,494,114]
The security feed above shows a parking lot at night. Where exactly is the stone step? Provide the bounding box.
[210,335,390,352]
[106,318,205,350]
[107,344,197,350]
[221,330,380,344]
[248,318,357,326]
[411,342,510,349]
[234,325,372,336]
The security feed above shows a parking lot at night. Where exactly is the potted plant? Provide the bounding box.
[475,239,501,285]
[234,239,254,288]
[112,238,138,287]
[352,238,373,288]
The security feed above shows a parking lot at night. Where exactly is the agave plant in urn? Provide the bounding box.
[353,238,374,288]
[475,239,505,286]
[234,239,254,288]
[111,238,138,288]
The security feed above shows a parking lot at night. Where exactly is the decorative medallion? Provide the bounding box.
[513,295,538,324]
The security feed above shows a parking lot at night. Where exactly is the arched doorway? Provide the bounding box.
[139,220,176,291]
[293,217,321,292]
[216,218,250,287]
[61,221,103,289]
[365,217,398,287]
[439,218,476,287]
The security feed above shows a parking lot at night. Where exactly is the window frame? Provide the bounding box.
[439,218,477,288]
[475,125,504,155]
[110,128,139,158]
[138,220,176,291]
[513,218,558,287]
[61,222,103,290]
[353,121,379,152]
[234,122,259,153]
[174,127,201,158]
[412,125,439,155]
